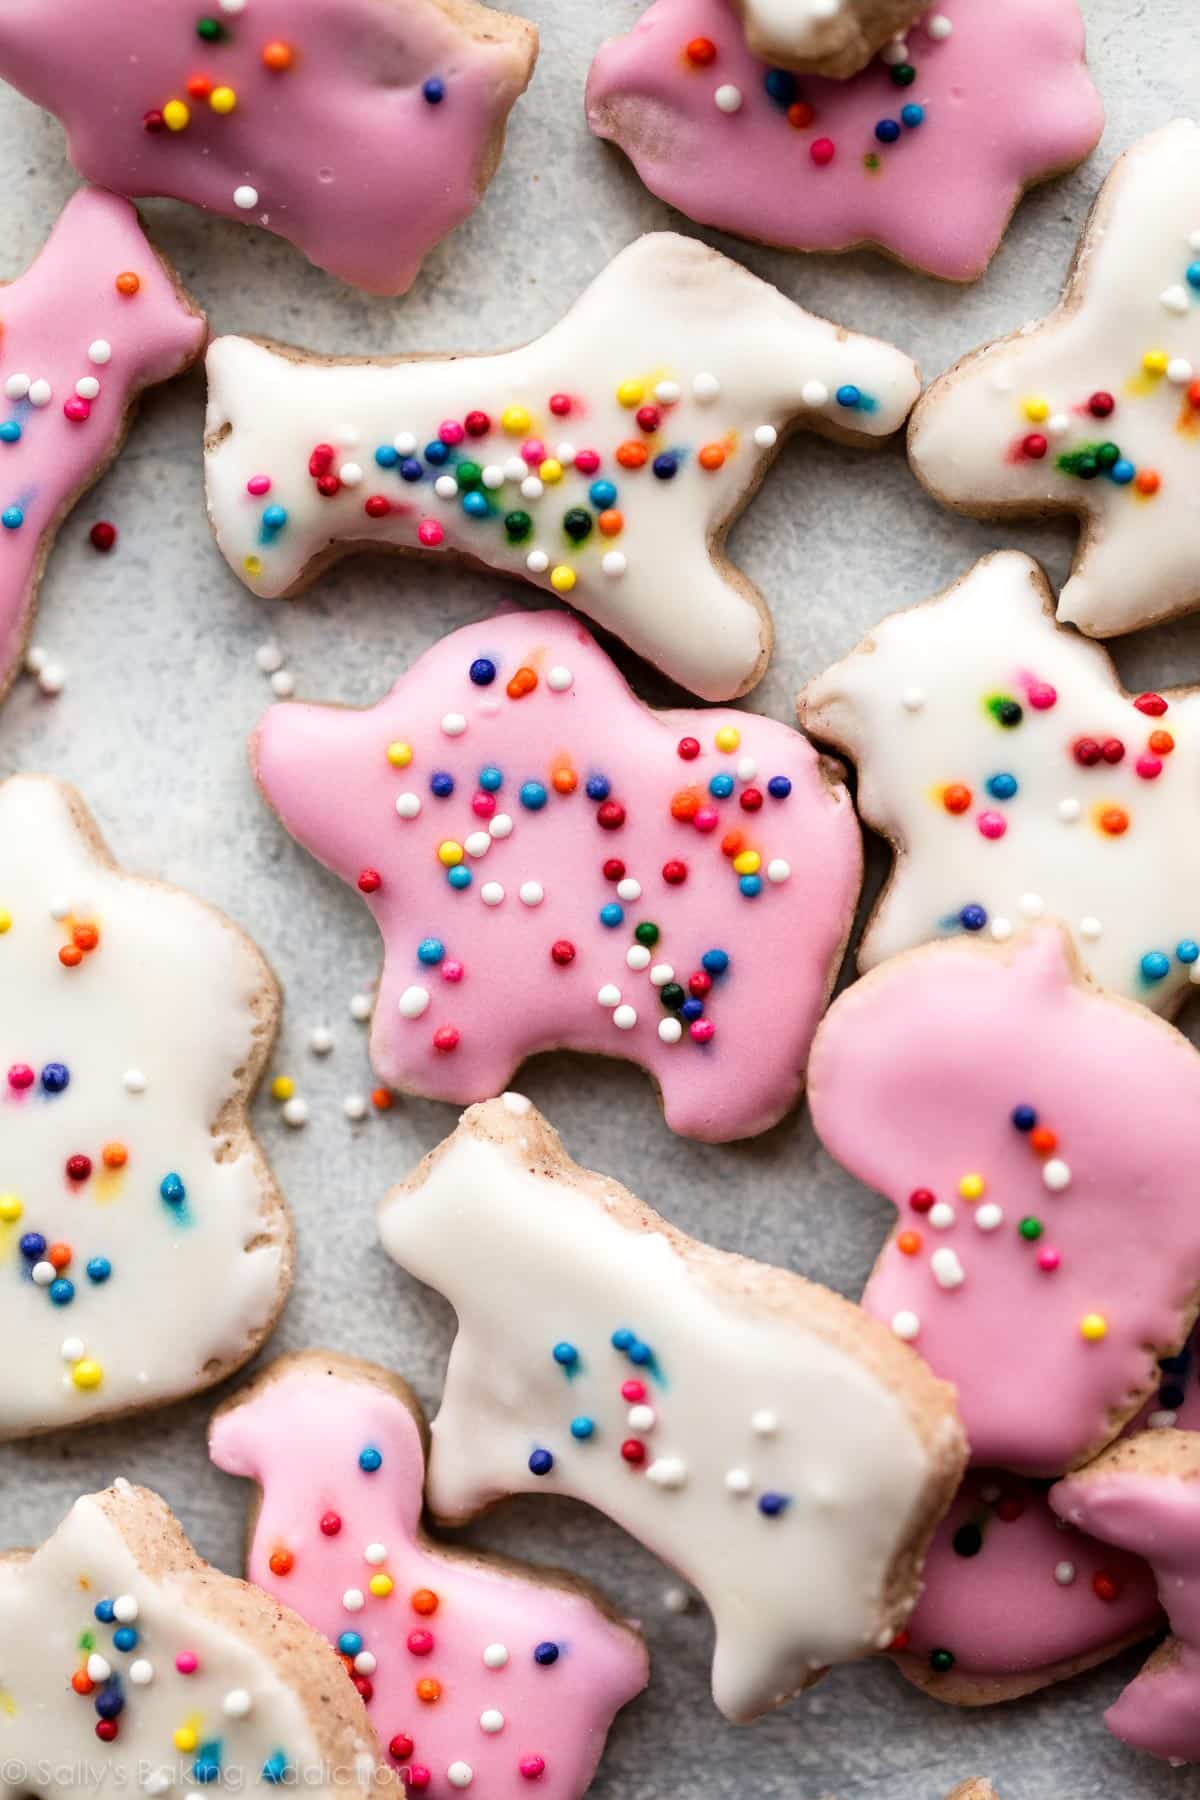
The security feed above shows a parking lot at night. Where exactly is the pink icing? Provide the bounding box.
[807,925,1200,1474]
[251,610,861,1141]
[0,188,205,701]
[0,0,534,294]
[586,0,1104,283]
[1053,1447,1200,1763]
[209,1361,647,1795]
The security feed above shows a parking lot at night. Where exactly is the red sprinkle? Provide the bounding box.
[389,1735,414,1764]
[635,405,661,434]
[316,473,341,497]
[364,495,390,519]
[407,1771,431,1794]
[1072,738,1101,767]
[90,521,117,552]
[996,1495,1025,1523]
[909,1188,935,1214]
[688,971,712,998]
[1101,738,1125,765]
[1022,433,1048,460]
[319,1511,342,1537]
[353,1676,374,1703]
[142,109,165,132]
[621,1379,647,1402]
[433,1025,460,1053]
[406,1630,435,1657]
[550,939,576,966]
[810,137,835,166]
[309,444,335,477]
[1093,1572,1119,1603]
[685,35,717,64]
[464,410,491,436]
[602,859,626,882]
[357,868,382,893]
[739,787,763,812]
[549,393,572,416]
[596,801,626,830]
[662,859,688,885]
[1135,693,1168,716]
[66,1154,92,1182]
[96,1720,119,1742]
[519,1758,547,1781]
[1087,391,1115,418]
[677,736,700,761]
[620,1439,647,1466]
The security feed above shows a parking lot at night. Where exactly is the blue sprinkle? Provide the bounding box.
[40,1062,70,1093]
[586,774,611,801]
[0,421,20,443]
[422,76,445,104]
[462,490,489,518]
[681,999,704,1022]
[19,1233,46,1260]
[570,1417,595,1440]
[758,1492,791,1518]
[359,1445,383,1472]
[600,902,624,928]
[1110,460,1135,485]
[552,1341,579,1369]
[709,773,735,799]
[986,772,1018,801]
[160,1173,187,1206]
[193,1749,223,1785]
[337,1632,363,1657]
[1188,261,1200,291]
[94,1600,117,1623]
[262,504,288,532]
[468,659,496,685]
[87,1257,112,1284]
[261,1754,288,1785]
[529,1448,554,1477]
[447,865,472,889]
[628,1341,651,1366]
[424,440,450,465]
[521,780,548,810]
[589,480,617,509]
[1178,940,1200,964]
[959,904,988,932]
[767,775,792,799]
[874,118,901,143]
[2,506,23,529]
[763,67,798,105]
[900,102,925,127]
[49,1278,74,1306]
[611,1328,635,1351]
[113,1627,137,1652]
[835,385,862,410]
[1011,1105,1038,1133]
[1141,951,1171,983]
[95,1687,125,1721]
[479,764,503,792]
[418,938,445,965]
[375,445,399,468]
[652,452,679,480]
[431,770,455,797]
[702,949,729,975]
[533,1641,560,1665]
[739,875,763,897]
[399,457,424,482]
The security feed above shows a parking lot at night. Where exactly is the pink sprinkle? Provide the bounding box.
[247,475,272,496]
[406,1629,435,1657]
[176,1652,198,1675]
[574,449,600,476]
[621,1379,646,1402]
[1037,1247,1061,1273]
[1136,754,1163,780]
[63,396,90,422]
[7,1063,34,1091]
[977,811,1006,840]
[438,420,465,446]
[521,438,546,466]
[810,137,835,166]
[690,1018,715,1043]
[519,1757,546,1781]
[1027,681,1058,710]
[693,806,720,833]
[417,519,444,548]
[472,790,496,819]
[441,959,464,983]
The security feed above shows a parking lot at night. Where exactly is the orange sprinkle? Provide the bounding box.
[115,272,141,297]
[671,789,700,822]
[71,1670,94,1696]
[721,830,745,859]
[1029,1127,1057,1156]
[101,1142,128,1169]
[616,441,648,470]
[1136,470,1161,496]
[73,923,99,952]
[262,39,294,70]
[506,666,538,699]
[59,944,83,968]
[897,1230,921,1256]
[416,1678,441,1704]
[942,783,972,815]
[371,1088,393,1112]
[597,508,624,537]
[1100,805,1130,837]
[268,1548,295,1576]
[47,1242,72,1271]
[787,100,816,129]
[1149,730,1174,755]
[552,766,577,795]
[698,444,726,471]
[186,73,213,99]
[411,1588,439,1616]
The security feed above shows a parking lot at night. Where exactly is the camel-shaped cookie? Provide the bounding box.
[733,0,922,76]
[909,122,1200,637]
[807,923,1200,1475]
[377,1093,967,1723]
[588,0,1101,283]
[0,1481,383,1793]
[210,1351,648,1796]
[251,609,862,1142]
[0,189,205,706]
[205,232,920,700]
[0,776,291,1439]
[798,552,1200,1015]
[0,0,537,294]
[1053,1431,1200,1764]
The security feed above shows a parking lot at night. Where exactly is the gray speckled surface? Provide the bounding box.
[2,3,1199,1796]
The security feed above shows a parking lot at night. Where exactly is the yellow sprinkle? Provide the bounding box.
[714,726,740,753]
[368,1573,394,1598]
[732,851,761,876]
[958,1173,985,1202]
[162,100,190,131]
[538,458,564,485]
[0,1194,22,1224]
[501,405,531,435]
[209,85,237,114]
[174,1727,198,1754]
[437,840,464,867]
[1022,396,1049,423]
[0,909,10,933]
[549,565,576,594]
[1080,1313,1108,1342]
[616,380,644,408]
[72,1360,103,1391]
[271,1075,295,1102]
[244,553,263,576]
[1143,349,1169,377]
[387,741,413,768]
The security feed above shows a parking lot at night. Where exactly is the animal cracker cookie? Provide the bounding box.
[1053,1432,1200,1765]
[731,0,923,77]
[0,1479,383,1791]
[806,923,1200,1476]
[944,1786,998,1800]
[909,121,1200,637]
[798,552,1200,1014]
[251,610,862,1143]
[210,1350,648,1795]
[0,189,206,708]
[378,1094,968,1724]
[0,0,537,295]
[587,0,1102,285]
[0,775,291,1440]
[205,232,921,702]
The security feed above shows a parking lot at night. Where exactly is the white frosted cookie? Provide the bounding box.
[909,121,1200,639]
[0,775,291,1438]
[377,1093,966,1724]
[205,231,920,703]
[733,0,923,75]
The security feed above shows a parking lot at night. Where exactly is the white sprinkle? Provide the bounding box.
[396,792,422,822]
[526,550,549,574]
[736,757,757,782]
[1149,1409,1179,1429]
[650,963,675,986]
[220,0,246,13]
[931,1247,964,1290]
[693,372,721,403]
[628,1404,656,1432]
[504,457,527,482]
[49,896,71,920]
[75,376,100,400]
[725,1467,752,1494]
[1190,229,1200,251]
[282,1096,309,1128]
[655,380,681,404]
[928,1202,955,1230]
[613,1004,638,1030]
[480,1710,505,1734]
[1191,962,1200,986]
[1046,412,1071,438]
[662,1585,691,1612]
[309,1026,333,1054]
[489,813,513,839]
[646,1458,688,1489]
[233,185,259,210]
[547,665,573,691]
[1161,284,1191,316]
[901,686,925,712]
[1043,1158,1071,1192]
[990,916,1013,942]
[617,878,642,901]
[37,661,66,696]
[269,670,294,698]
[626,944,651,971]
[891,1310,920,1342]
[223,1689,252,1718]
[1058,797,1081,823]
[481,882,505,907]
[342,1588,365,1612]
[4,373,29,399]
[441,711,467,736]
[464,831,491,859]
[520,476,544,501]
[344,1094,368,1121]
[1168,358,1195,385]
[393,432,417,455]
[339,462,364,488]
[801,379,829,408]
[363,1543,388,1566]
[482,1644,509,1669]
[554,443,576,466]
[975,1204,1003,1232]
[658,1017,683,1044]
[751,1409,778,1436]
[255,641,283,673]
[87,1655,112,1683]
[355,1651,378,1674]
[1054,1561,1076,1586]
[501,1091,531,1116]
[1079,916,1103,941]
[24,644,46,673]
[32,1261,55,1287]
[766,859,790,884]
[926,13,953,38]
[519,881,544,907]
[1019,892,1045,919]
[434,474,459,500]
[753,424,778,449]
[880,37,909,63]
[602,551,627,578]
[88,341,112,366]
[143,1771,170,1794]
[123,1069,147,1093]
[597,984,621,1008]
[113,1595,139,1624]
[448,1764,473,1790]
[28,377,52,406]
[60,1336,85,1362]
[481,464,505,489]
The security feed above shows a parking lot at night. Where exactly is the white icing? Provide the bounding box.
[205,233,919,702]
[0,778,286,1436]
[799,551,1200,1011]
[910,122,1200,638]
[378,1103,947,1723]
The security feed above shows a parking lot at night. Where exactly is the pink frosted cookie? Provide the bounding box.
[378,1095,967,1723]
[210,1350,648,1796]
[205,232,920,701]
[0,188,205,706]
[892,1342,1200,1702]
[0,1480,383,1791]
[806,923,1200,1476]
[798,552,1200,1016]
[732,0,922,77]
[910,121,1200,636]
[250,610,862,1142]
[1053,1431,1200,1765]
[0,776,292,1440]
[586,0,1102,285]
[0,0,536,295]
